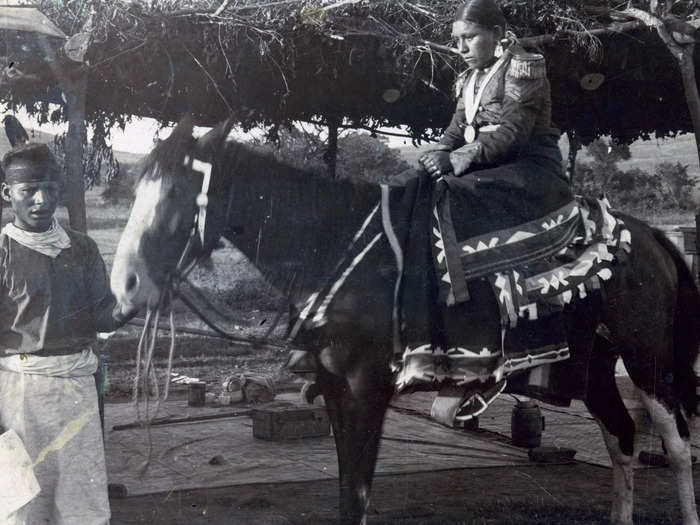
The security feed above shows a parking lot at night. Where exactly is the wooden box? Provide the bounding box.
[252,403,330,440]
[679,226,697,255]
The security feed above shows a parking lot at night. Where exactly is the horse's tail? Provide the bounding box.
[652,228,700,416]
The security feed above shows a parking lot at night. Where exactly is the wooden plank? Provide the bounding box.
[112,409,252,431]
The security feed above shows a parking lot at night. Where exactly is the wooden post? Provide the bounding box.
[324,116,340,179]
[63,71,88,233]
[696,213,699,284]
[566,130,580,186]
[678,47,700,166]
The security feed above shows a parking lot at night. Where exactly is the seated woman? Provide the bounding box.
[420,0,572,242]
[416,0,575,423]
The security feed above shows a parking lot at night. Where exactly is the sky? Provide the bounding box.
[13,108,178,154]
[9,106,411,154]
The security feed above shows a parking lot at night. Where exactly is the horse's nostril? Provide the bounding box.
[125,273,139,294]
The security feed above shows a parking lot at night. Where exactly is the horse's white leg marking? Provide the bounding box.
[358,484,370,525]
[636,389,700,525]
[594,417,634,525]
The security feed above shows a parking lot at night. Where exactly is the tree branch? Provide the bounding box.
[622,7,684,59]
[518,20,644,47]
[213,0,232,17]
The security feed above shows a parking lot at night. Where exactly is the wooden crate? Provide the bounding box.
[679,226,697,255]
[252,402,330,440]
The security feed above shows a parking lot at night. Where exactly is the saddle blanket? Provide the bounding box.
[434,193,631,328]
[394,176,630,397]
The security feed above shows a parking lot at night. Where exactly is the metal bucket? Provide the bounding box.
[511,400,544,448]
[188,381,206,407]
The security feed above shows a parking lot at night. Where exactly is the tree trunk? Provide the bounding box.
[566,130,581,187]
[696,213,700,284]
[622,7,700,222]
[324,117,340,179]
[63,72,88,233]
[676,45,700,238]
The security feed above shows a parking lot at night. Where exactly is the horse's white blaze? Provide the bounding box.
[636,389,700,525]
[594,418,634,525]
[110,176,164,311]
[128,176,163,232]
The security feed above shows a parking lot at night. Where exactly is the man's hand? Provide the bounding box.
[419,151,453,178]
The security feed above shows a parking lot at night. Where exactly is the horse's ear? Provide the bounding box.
[168,114,194,144]
[3,115,29,148]
[195,119,235,161]
[152,114,194,162]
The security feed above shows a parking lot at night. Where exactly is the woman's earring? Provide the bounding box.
[494,42,503,58]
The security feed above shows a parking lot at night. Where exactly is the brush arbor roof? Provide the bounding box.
[5,0,698,144]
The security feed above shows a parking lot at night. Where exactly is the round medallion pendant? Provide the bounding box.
[464,124,477,143]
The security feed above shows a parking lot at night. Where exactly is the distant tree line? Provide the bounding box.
[573,138,698,217]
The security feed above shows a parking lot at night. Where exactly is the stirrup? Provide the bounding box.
[454,379,507,422]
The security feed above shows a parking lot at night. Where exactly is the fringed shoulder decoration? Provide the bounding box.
[506,44,547,80]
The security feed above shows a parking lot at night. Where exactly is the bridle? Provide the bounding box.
[172,154,214,280]
[161,150,265,342]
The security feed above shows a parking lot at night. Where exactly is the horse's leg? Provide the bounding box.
[316,344,394,525]
[633,388,699,525]
[595,218,700,524]
[583,338,637,525]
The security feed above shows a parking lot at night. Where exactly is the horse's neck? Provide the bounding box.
[221,149,382,303]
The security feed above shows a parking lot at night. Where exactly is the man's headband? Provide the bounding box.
[2,143,60,185]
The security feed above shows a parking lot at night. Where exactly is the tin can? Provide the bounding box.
[188,381,206,407]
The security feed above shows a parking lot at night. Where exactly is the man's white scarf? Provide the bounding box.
[2,218,71,258]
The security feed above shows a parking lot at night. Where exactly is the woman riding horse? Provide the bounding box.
[420,0,572,241]
[415,0,576,420]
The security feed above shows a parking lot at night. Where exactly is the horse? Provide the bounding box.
[110,117,700,525]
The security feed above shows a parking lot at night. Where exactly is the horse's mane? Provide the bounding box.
[220,139,380,201]
[137,131,381,207]
[136,132,196,185]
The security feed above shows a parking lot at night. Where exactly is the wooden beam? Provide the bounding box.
[126,318,295,352]
[112,409,253,431]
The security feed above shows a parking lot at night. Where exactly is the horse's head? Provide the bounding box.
[110,116,234,316]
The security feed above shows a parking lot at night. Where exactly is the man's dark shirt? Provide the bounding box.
[0,229,118,356]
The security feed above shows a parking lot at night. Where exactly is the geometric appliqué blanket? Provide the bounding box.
[394,184,631,406]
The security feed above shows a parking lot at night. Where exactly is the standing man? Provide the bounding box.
[0,140,135,523]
